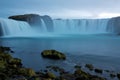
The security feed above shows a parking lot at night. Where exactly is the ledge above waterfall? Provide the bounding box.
[8,14,53,32]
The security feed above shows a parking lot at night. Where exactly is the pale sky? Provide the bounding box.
[0,0,120,19]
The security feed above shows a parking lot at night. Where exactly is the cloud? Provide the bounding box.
[0,0,120,18]
[97,13,120,18]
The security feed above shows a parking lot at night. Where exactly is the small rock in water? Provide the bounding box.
[117,73,120,79]
[74,65,82,69]
[41,50,66,60]
[110,73,116,78]
[94,69,103,74]
[85,64,94,71]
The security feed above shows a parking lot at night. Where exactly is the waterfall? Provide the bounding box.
[0,17,115,37]
[0,18,33,36]
[53,19,109,34]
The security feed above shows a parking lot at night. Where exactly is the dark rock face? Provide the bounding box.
[9,14,42,27]
[41,15,53,32]
[107,17,120,34]
[41,50,66,60]
[8,14,53,32]
[0,23,3,36]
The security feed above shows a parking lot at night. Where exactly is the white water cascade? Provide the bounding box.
[0,18,34,36]
[0,18,113,37]
[0,18,49,37]
[53,19,109,34]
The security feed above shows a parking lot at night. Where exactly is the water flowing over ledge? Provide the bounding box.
[0,14,120,37]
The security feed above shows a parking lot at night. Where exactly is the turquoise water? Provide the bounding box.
[0,35,120,74]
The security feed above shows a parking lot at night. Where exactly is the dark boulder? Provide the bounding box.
[85,64,94,71]
[94,68,103,74]
[0,23,3,36]
[117,73,120,79]
[41,50,66,60]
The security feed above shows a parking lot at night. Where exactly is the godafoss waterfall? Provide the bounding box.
[0,14,120,37]
[1,14,120,80]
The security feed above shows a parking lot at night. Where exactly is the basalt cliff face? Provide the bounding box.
[9,14,53,32]
[107,17,120,34]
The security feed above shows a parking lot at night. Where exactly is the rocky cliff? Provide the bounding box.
[9,14,53,32]
[0,23,3,36]
[107,17,120,34]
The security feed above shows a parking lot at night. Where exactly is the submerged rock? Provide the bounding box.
[110,73,116,78]
[94,69,103,74]
[117,73,120,79]
[41,50,66,60]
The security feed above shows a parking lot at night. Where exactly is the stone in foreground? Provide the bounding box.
[41,50,66,60]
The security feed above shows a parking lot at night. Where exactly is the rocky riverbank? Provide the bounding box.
[0,46,120,80]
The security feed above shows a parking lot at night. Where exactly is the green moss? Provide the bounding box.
[46,72,56,79]
[85,64,94,71]
[19,68,36,77]
[41,50,66,60]
[74,69,90,79]
[0,61,6,71]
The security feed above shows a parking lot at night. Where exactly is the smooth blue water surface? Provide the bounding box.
[0,35,120,74]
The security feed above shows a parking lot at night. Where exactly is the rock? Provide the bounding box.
[74,69,90,79]
[104,70,110,73]
[0,46,12,53]
[0,23,3,36]
[0,73,9,80]
[29,76,41,80]
[89,75,106,80]
[117,73,120,79]
[41,15,53,32]
[9,14,41,26]
[11,75,27,80]
[107,16,120,34]
[19,68,36,77]
[41,50,66,60]
[8,58,22,68]
[110,73,116,78]
[8,14,53,32]
[74,65,82,69]
[0,61,6,71]
[46,72,56,79]
[94,69,103,74]
[85,64,94,71]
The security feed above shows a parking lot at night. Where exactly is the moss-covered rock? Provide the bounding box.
[74,69,90,79]
[46,72,56,79]
[41,50,66,60]
[8,58,22,68]
[0,61,6,71]
[85,64,94,71]
[19,68,36,77]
